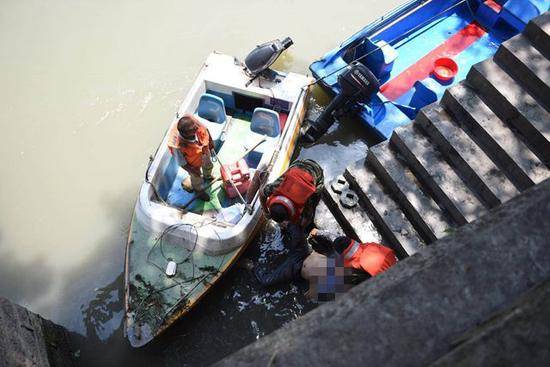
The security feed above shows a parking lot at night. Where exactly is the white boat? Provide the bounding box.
[124,50,311,347]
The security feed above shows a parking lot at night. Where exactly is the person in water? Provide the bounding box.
[300,230,398,300]
[259,159,324,228]
[168,114,215,202]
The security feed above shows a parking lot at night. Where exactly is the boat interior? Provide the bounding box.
[312,0,548,138]
[154,85,291,219]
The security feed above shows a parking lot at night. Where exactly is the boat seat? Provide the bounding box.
[247,108,280,167]
[195,93,229,149]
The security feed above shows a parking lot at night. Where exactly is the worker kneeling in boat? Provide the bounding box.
[259,159,324,228]
[168,114,215,202]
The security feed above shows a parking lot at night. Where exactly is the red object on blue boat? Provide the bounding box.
[433,57,459,81]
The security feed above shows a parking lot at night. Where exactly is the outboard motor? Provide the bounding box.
[302,62,380,143]
[244,37,294,86]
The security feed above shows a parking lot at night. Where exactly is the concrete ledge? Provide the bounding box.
[0,298,76,367]
[215,178,550,367]
[430,278,550,367]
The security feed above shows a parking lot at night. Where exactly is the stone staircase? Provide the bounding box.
[324,12,550,259]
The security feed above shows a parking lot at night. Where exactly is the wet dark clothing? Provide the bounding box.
[254,223,311,287]
[259,159,324,228]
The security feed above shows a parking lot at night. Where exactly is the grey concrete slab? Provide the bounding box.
[0,298,76,367]
[524,12,550,59]
[367,142,454,243]
[344,159,425,258]
[215,178,550,367]
[417,104,518,207]
[391,124,486,225]
[314,198,345,237]
[430,279,550,367]
[443,83,548,190]
[468,59,550,167]
[322,182,383,244]
[495,34,550,110]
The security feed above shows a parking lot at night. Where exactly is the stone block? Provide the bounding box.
[391,124,486,225]
[417,104,518,207]
[443,83,548,190]
[321,181,383,244]
[495,34,550,110]
[467,59,550,167]
[524,12,550,59]
[344,159,424,258]
[367,142,454,243]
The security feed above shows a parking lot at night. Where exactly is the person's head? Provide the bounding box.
[268,203,290,223]
[177,115,199,140]
[333,236,353,254]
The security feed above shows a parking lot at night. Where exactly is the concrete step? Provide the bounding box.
[416,104,519,207]
[467,59,550,167]
[443,83,549,191]
[344,159,425,258]
[314,197,346,237]
[524,12,550,59]
[367,143,455,244]
[390,124,486,225]
[321,179,383,244]
[495,34,550,111]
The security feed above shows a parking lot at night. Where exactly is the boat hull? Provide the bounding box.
[124,52,311,347]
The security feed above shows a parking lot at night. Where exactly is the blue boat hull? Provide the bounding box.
[310,0,549,140]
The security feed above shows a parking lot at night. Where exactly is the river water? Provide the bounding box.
[1,0,402,365]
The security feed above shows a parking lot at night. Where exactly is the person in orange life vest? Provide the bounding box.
[168,114,214,202]
[332,236,397,277]
[259,159,324,228]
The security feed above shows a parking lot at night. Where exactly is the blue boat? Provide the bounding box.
[309,0,549,140]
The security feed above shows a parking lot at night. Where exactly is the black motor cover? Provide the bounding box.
[302,62,380,143]
[244,37,293,77]
[338,62,380,98]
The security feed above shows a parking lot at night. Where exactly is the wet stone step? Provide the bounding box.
[467,59,550,167]
[367,143,454,243]
[390,124,486,225]
[344,159,425,258]
[417,104,519,207]
[443,83,549,191]
[524,12,550,59]
[495,33,550,110]
[314,198,346,237]
[321,178,383,244]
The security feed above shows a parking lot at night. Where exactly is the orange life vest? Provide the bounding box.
[168,123,211,168]
[266,167,317,223]
[342,240,397,276]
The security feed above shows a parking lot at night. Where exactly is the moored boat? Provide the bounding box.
[307,0,548,140]
[124,51,311,347]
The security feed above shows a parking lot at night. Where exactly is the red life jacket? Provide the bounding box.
[342,240,397,276]
[266,167,317,223]
[168,123,211,168]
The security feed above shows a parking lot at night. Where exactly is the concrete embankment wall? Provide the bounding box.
[215,178,550,366]
[0,298,77,367]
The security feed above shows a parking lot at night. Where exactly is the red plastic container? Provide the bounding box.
[220,159,251,199]
[433,57,458,82]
